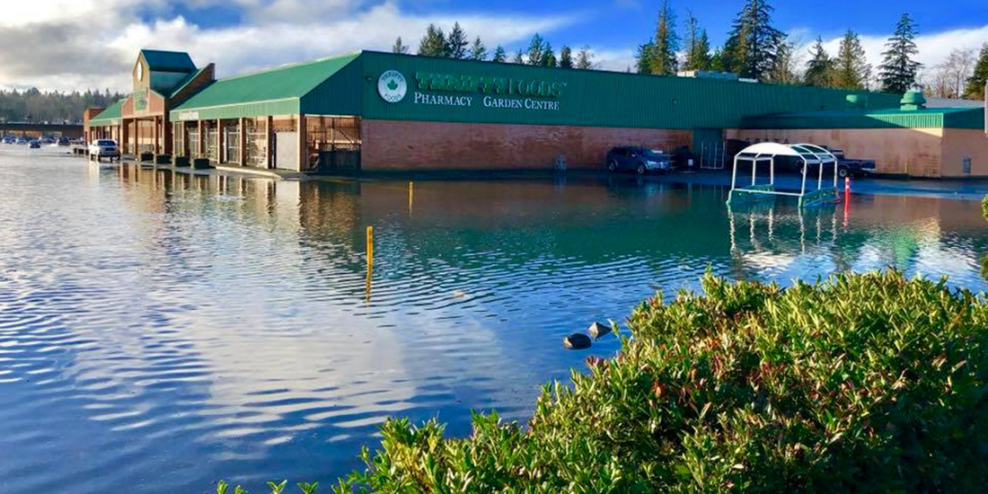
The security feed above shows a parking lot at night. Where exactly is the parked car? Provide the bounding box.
[29,140,41,149]
[825,148,876,178]
[763,149,875,179]
[16,137,28,145]
[667,145,696,169]
[2,136,15,144]
[57,137,70,146]
[606,146,673,175]
[88,139,119,159]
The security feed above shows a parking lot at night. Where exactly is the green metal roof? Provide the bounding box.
[168,50,905,129]
[141,49,196,73]
[169,53,360,120]
[740,107,985,130]
[89,99,124,126]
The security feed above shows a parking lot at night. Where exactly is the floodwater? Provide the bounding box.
[1,147,986,493]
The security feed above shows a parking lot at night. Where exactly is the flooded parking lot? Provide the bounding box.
[1,148,986,493]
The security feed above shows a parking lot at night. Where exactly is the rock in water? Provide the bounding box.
[588,322,613,339]
[563,334,592,350]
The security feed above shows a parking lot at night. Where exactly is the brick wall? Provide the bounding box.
[727,128,944,177]
[941,129,988,177]
[362,119,692,171]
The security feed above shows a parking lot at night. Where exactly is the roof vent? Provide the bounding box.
[900,91,927,111]
[846,94,868,109]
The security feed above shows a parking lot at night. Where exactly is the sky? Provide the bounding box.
[1,0,987,93]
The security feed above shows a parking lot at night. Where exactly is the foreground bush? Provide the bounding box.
[330,272,987,493]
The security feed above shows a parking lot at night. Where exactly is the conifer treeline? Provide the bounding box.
[0,88,124,124]
[393,22,596,69]
[634,2,927,93]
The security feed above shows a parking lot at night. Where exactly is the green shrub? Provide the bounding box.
[332,272,988,493]
[983,194,988,221]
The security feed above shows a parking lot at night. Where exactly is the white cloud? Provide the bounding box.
[589,48,637,72]
[0,0,577,93]
[802,24,988,76]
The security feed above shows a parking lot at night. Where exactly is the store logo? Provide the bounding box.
[378,70,407,103]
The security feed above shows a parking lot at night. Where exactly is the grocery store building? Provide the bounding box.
[85,49,988,176]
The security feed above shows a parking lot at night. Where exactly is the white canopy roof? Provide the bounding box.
[736,142,837,165]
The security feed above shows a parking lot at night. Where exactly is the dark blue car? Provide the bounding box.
[606,146,673,175]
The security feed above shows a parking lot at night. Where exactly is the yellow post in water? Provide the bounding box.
[365,226,374,301]
[408,181,414,214]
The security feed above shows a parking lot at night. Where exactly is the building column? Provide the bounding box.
[153,116,160,155]
[239,117,247,166]
[216,119,223,163]
[163,116,172,156]
[121,119,129,156]
[297,114,307,172]
[266,116,273,169]
[198,120,204,159]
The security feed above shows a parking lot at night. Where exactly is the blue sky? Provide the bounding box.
[1,0,987,92]
[168,0,988,53]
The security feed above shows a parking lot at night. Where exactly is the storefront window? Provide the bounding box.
[187,125,199,158]
[245,118,268,168]
[205,122,218,162]
[224,120,240,164]
[305,116,362,171]
[173,123,185,158]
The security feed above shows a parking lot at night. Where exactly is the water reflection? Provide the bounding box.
[1,155,986,494]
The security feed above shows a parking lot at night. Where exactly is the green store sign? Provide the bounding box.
[133,89,148,112]
[414,72,565,99]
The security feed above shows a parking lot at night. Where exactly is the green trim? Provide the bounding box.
[173,98,300,121]
[741,107,985,130]
[89,99,125,126]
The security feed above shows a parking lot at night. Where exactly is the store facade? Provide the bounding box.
[91,49,924,173]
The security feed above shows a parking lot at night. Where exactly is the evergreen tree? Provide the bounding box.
[804,37,834,87]
[542,42,558,67]
[683,12,712,71]
[392,37,409,54]
[965,44,988,100]
[491,46,507,63]
[769,37,800,84]
[575,46,595,69]
[650,0,679,75]
[722,0,784,80]
[879,13,921,94]
[833,29,871,90]
[446,22,469,59]
[512,49,525,64]
[559,46,574,68]
[469,37,488,61]
[526,34,546,66]
[709,48,726,72]
[418,24,447,57]
[635,39,656,74]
